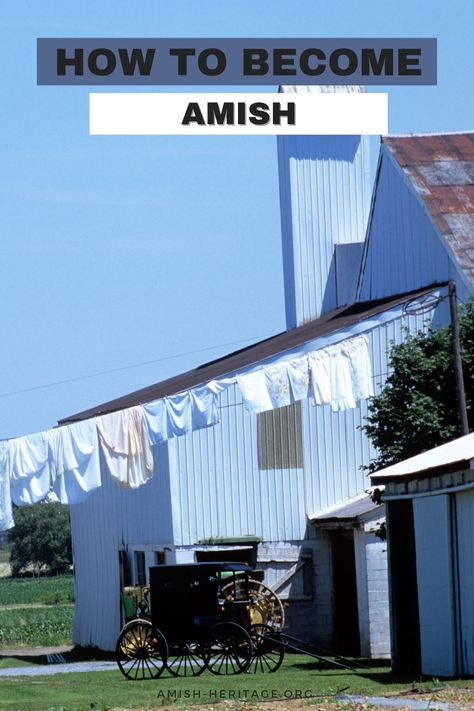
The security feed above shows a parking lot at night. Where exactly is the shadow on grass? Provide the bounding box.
[0,645,115,667]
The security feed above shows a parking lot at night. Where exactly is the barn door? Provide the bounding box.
[332,530,360,655]
[386,499,421,673]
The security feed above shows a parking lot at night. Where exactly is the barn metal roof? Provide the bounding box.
[383,133,474,287]
[371,432,474,485]
[59,284,441,424]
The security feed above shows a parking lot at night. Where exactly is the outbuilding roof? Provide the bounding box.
[383,133,474,287]
[309,490,381,523]
[371,432,474,485]
[59,284,442,424]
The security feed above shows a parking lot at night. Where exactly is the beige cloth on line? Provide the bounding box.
[96,406,154,489]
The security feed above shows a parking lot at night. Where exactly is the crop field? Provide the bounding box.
[0,605,74,647]
[0,575,74,648]
[0,574,74,606]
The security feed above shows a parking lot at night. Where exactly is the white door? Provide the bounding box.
[413,495,457,677]
[456,488,474,674]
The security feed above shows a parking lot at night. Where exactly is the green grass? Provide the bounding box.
[0,576,74,606]
[0,655,471,711]
[0,606,73,647]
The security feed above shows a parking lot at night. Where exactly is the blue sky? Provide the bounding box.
[1,1,473,439]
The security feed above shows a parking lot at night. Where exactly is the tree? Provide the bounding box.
[363,298,474,473]
[7,501,72,576]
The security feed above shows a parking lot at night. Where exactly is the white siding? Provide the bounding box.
[456,489,474,674]
[170,384,306,544]
[358,148,472,304]
[413,495,457,677]
[278,134,371,327]
[70,442,173,650]
[303,308,434,515]
[169,304,438,546]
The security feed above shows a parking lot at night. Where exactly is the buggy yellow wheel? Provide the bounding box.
[116,619,168,680]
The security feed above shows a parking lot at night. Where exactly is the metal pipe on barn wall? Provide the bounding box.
[448,280,469,437]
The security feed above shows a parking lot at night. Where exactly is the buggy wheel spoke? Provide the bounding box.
[116,620,167,680]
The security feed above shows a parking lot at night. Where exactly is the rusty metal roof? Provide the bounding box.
[383,133,474,287]
[59,284,443,424]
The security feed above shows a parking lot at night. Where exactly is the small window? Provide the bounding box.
[134,551,146,586]
[257,401,304,470]
[155,550,167,565]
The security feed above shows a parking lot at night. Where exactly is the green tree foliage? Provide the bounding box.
[7,502,72,576]
[363,299,474,473]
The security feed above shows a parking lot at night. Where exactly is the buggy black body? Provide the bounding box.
[150,562,251,641]
[115,561,285,679]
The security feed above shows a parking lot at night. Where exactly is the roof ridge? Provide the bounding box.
[383,130,474,139]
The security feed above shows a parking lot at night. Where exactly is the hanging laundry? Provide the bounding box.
[308,335,374,411]
[286,356,311,402]
[343,334,374,401]
[236,369,273,413]
[328,345,356,410]
[207,376,236,395]
[189,387,220,430]
[9,431,51,506]
[48,419,101,505]
[96,406,153,489]
[143,388,219,444]
[265,361,292,408]
[308,350,332,406]
[0,442,14,531]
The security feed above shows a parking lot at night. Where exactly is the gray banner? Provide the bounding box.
[37,38,437,86]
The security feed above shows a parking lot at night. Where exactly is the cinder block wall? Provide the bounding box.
[365,537,391,658]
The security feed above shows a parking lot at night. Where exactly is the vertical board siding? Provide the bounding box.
[171,305,440,545]
[413,495,457,677]
[171,384,306,544]
[358,150,471,304]
[70,442,173,650]
[455,489,474,675]
[278,134,371,328]
[302,308,433,514]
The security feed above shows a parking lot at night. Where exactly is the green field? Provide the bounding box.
[0,575,74,648]
[0,575,74,606]
[0,606,74,647]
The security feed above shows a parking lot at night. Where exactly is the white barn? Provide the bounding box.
[56,127,474,655]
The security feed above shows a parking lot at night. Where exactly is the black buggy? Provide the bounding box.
[115,562,285,679]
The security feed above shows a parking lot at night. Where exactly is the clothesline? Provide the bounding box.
[0,334,373,532]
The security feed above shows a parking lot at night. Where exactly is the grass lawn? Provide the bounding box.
[1,654,473,711]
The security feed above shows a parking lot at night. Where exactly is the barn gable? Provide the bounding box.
[358,133,474,304]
